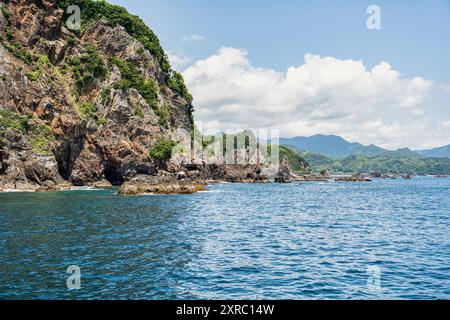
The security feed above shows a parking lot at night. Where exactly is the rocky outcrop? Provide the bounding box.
[0,0,194,192]
[293,174,330,182]
[335,174,372,182]
[274,159,292,183]
[370,171,382,178]
[1,0,312,193]
[0,124,64,190]
[118,174,206,195]
[176,163,272,183]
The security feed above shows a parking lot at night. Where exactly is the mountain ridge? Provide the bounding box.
[279,134,450,159]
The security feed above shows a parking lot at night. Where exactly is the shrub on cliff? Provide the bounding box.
[168,71,193,104]
[0,109,54,155]
[279,145,312,174]
[58,0,193,122]
[149,139,176,161]
[78,102,106,125]
[110,57,158,109]
[0,109,31,134]
[58,0,170,72]
[69,46,107,96]
[28,124,54,155]
[0,39,33,65]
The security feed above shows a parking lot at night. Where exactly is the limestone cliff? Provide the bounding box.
[0,0,193,190]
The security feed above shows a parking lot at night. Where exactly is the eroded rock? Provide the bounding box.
[335,174,372,182]
[118,174,206,195]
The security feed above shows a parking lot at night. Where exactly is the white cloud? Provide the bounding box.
[441,120,450,129]
[183,47,450,149]
[440,84,450,94]
[181,34,206,43]
[167,50,192,70]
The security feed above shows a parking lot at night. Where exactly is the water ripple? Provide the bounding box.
[0,177,449,299]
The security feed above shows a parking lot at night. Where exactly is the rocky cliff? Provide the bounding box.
[0,0,194,191]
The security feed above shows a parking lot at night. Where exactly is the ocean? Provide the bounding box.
[0,177,449,299]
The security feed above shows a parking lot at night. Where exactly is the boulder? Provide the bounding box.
[118,174,206,195]
[370,172,382,178]
[274,159,292,183]
[177,171,188,180]
[35,180,60,193]
[91,179,113,188]
[294,174,330,182]
[335,174,372,182]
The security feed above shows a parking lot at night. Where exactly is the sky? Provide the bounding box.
[108,0,450,149]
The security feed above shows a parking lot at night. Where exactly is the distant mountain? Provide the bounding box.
[279,135,387,159]
[297,150,450,175]
[381,148,421,158]
[416,145,450,158]
[279,135,450,159]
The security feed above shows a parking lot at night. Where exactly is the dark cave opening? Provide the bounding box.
[104,161,124,186]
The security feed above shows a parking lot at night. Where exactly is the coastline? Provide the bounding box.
[1,173,448,194]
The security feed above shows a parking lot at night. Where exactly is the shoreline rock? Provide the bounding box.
[117,174,206,195]
[90,179,114,189]
[335,174,372,182]
[274,159,292,183]
[293,174,330,182]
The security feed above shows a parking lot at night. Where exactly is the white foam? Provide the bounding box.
[1,189,36,193]
[68,186,99,191]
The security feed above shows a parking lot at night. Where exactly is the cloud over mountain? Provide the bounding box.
[167,50,192,69]
[182,47,450,149]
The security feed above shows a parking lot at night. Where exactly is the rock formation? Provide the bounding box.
[0,0,311,194]
[274,159,292,183]
[0,0,193,192]
[335,174,372,182]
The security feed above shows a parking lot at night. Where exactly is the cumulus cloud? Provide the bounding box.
[181,34,206,43]
[440,84,450,94]
[182,47,450,149]
[167,50,192,70]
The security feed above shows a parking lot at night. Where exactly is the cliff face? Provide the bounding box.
[0,0,193,190]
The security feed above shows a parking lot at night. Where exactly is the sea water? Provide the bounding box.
[0,177,449,299]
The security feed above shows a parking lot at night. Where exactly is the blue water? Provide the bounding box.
[0,177,449,299]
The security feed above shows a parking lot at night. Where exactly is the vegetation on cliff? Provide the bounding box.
[197,129,311,172]
[149,139,176,161]
[58,0,169,70]
[0,0,196,190]
[28,124,55,155]
[57,0,193,107]
[0,109,54,155]
[77,102,106,125]
[0,36,33,65]
[0,109,30,134]
[69,46,107,96]
[339,154,450,175]
[279,146,311,174]
[109,57,158,109]
[297,149,450,175]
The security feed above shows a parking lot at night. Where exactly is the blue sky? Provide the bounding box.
[107,0,450,149]
[109,0,450,83]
